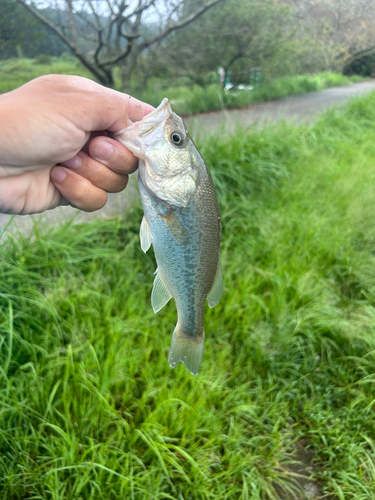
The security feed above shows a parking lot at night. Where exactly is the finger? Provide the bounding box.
[88,136,138,174]
[87,91,154,132]
[50,167,107,212]
[81,131,104,155]
[125,94,155,123]
[60,151,129,193]
[38,75,154,131]
[56,75,154,122]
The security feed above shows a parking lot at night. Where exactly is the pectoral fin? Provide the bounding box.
[140,215,152,253]
[151,269,172,313]
[207,259,223,308]
[163,211,189,246]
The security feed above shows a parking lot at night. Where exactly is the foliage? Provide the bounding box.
[289,0,375,73]
[134,72,363,115]
[0,0,40,59]
[344,53,375,77]
[15,0,223,86]
[1,93,375,497]
[3,0,375,84]
[34,54,52,65]
[0,57,94,95]
[0,0,66,60]
[140,0,292,88]
[0,58,363,115]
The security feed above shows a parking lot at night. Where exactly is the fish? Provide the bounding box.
[114,98,222,375]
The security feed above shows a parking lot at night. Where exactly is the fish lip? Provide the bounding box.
[112,97,172,139]
[140,97,171,123]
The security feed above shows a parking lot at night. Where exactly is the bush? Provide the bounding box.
[34,54,52,65]
[134,72,365,115]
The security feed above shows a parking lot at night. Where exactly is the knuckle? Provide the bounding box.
[106,93,126,117]
[33,74,64,89]
[74,179,92,204]
[111,148,138,174]
[109,174,128,193]
[73,178,107,212]
[93,164,106,187]
[85,191,107,212]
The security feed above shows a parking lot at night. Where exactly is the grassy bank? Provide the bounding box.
[0,56,93,94]
[1,93,375,498]
[137,72,364,115]
[0,56,364,115]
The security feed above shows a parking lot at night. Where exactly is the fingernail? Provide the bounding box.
[63,154,81,169]
[93,140,114,161]
[51,168,67,183]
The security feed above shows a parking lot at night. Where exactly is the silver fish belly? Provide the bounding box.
[114,98,222,375]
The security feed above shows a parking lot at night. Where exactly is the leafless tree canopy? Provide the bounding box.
[15,0,225,85]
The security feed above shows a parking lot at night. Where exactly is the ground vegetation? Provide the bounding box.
[1,93,375,498]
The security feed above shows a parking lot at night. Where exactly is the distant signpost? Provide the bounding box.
[250,67,262,88]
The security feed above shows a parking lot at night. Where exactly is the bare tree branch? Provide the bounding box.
[86,0,103,30]
[165,0,184,27]
[106,1,127,49]
[15,0,228,87]
[104,0,115,17]
[76,11,100,33]
[129,0,156,18]
[102,35,140,66]
[15,0,114,84]
[66,0,79,47]
[138,0,225,51]
[94,29,105,66]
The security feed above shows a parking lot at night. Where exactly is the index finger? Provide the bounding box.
[124,93,155,123]
[52,75,154,130]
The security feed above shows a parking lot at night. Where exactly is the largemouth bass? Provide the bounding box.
[115,98,222,375]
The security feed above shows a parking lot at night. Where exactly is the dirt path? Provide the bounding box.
[2,80,375,237]
[185,80,375,133]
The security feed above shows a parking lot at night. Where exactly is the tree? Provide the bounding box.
[161,0,293,87]
[0,0,43,58]
[15,0,225,86]
[288,0,375,73]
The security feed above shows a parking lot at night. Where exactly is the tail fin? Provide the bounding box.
[168,325,205,376]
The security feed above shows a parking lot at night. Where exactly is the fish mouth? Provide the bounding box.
[112,98,176,157]
[113,98,172,138]
[140,97,172,124]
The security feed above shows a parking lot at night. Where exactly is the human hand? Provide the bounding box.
[0,75,154,214]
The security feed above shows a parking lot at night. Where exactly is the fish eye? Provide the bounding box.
[170,131,185,147]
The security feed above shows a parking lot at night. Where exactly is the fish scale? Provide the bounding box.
[114,98,222,375]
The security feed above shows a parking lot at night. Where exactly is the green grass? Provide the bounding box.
[2,92,375,498]
[135,72,364,115]
[0,56,94,94]
[0,56,364,115]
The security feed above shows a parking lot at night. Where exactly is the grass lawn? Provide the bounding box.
[1,93,375,498]
[0,56,364,115]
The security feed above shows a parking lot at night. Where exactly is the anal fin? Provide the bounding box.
[207,259,223,308]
